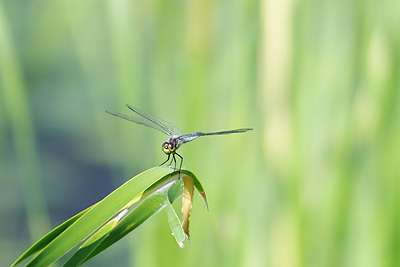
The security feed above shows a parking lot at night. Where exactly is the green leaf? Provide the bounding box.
[191,174,209,211]
[166,180,185,247]
[12,167,207,266]
[11,207,92,267]
[81,180,183,264]
[22,166,179,267]
[166,171,209,246]
[63,209,128,267]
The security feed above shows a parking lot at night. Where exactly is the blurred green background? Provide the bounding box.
[0,0,399,266]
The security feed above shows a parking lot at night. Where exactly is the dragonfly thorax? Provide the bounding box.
[161,137,182,155]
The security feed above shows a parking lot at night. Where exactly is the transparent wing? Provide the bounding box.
[105,110,171,136]
[199,128,253,136]
[106,105,183,137]
[126,104,183,136]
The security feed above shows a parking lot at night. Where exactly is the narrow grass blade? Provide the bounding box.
[12,168,205,266]
[81,180,183,263]
[20,166,178,267]
[63,209,128,267]
[166,180,185,247]
[11,207,92,267]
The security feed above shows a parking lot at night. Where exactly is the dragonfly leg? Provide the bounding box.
[171,153,177,169]
[175,153,183,179]
[166,154,175,167]
[160,154,170,166]
[175,152,183,171]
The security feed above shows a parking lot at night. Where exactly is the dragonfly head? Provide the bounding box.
[162,141,176,155]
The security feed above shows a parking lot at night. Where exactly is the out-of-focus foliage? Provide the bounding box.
[0,0,398,266]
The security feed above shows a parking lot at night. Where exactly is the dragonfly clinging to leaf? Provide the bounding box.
[106,104,253,171]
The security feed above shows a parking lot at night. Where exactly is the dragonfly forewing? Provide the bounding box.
[105,110,172,136]
[126,104,183,136]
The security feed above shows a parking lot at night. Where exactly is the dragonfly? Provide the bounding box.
[106,104,253,171]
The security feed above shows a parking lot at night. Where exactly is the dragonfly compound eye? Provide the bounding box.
[162,142,171,154]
